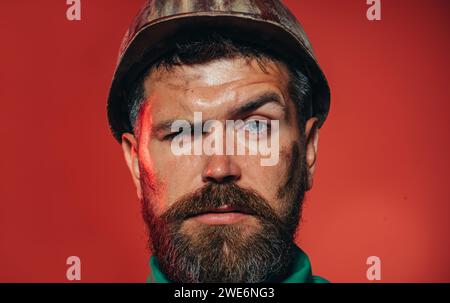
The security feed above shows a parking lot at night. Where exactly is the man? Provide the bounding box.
[107,0,330,283]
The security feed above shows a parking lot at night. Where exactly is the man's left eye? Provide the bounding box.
[243,120,270,134]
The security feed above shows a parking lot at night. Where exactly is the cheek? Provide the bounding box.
[139,164,167,217]
[136,104,168,215]
[238,144,292,207]
[146,141,205,209]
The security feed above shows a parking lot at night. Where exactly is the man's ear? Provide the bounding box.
[121,133,142,199]
[304,117,320,191]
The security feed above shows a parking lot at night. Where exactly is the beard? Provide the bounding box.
[140,143,307,283]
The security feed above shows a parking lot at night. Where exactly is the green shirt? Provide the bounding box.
[146,245,328,283]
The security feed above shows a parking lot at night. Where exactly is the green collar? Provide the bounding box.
[147,245,328,283]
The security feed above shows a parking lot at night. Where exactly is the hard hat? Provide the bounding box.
[107,0,331,142]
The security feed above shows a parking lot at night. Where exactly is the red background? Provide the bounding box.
[0,0,449,282]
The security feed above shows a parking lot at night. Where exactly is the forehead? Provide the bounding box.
[142,57,291,118]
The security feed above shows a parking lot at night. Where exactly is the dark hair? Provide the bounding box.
[127,31,312,133]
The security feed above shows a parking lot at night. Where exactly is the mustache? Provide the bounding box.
[161,182,282,225]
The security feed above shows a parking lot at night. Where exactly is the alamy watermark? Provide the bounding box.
[66,256,81,281]
[169,112,280,167]
[367,0,382,21]
[366,256,382,281]
[66,0,81,21]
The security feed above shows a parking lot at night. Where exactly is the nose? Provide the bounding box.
[201,155,241,184]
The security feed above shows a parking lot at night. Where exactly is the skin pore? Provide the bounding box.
[121,56,320,282]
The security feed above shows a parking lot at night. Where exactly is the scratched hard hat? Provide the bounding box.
[107,0,331,142]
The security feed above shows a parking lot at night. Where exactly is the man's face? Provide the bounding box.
[122,57,320,282]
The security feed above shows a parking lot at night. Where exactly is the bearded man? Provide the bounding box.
[107,0,331,283]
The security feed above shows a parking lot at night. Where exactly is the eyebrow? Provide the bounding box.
[227,92,287,119]
[152,92,287,135]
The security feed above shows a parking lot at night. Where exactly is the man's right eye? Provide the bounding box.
[163,132,181,141]
[163,129,208,141]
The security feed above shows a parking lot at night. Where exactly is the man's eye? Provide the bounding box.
[163,133,176,141]
[243,120,270,134]
[163,131,182,141]
[163,129,207,141]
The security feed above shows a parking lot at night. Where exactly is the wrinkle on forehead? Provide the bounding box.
[145,57,289,93]
[139,57,291,122]
[192,89,238,109]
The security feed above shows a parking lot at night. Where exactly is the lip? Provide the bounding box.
[189,205,253,225]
